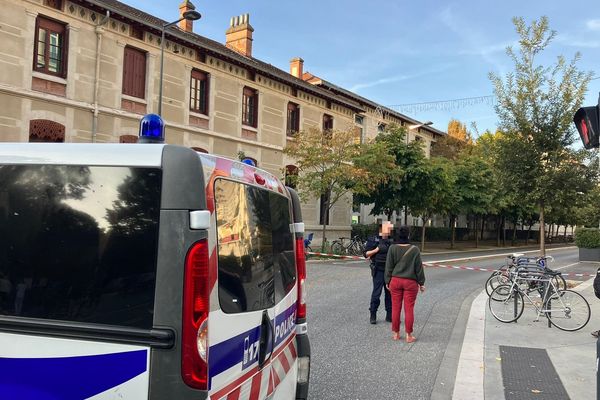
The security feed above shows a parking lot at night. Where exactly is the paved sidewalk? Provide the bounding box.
[454,274,599,399]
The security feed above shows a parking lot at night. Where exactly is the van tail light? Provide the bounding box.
[182,239,210,390]
[295,238,307,320]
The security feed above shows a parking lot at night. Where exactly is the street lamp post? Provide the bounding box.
[158,10,201,117]
[407,121,433,144]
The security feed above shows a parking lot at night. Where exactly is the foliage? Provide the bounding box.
[354,124,430,220]
[489,16,594,253]
[454,154,495,218]
[430,135,472,160]
[284,126,392,246]
[575,185,600,228]
[351,223,379,241]
[575,228,600,248]
[447,119,473,143]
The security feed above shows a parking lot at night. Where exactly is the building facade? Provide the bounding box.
[0,0,445,241]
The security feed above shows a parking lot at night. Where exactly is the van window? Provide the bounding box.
[214,179,296,314]
[0,165,161,329]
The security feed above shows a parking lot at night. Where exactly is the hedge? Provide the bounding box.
[575,228,600,248]
[351,223,541,242]
[351,224,469,241]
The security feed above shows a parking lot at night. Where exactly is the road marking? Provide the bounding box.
[554,262,579,271]
[434,246,575,264]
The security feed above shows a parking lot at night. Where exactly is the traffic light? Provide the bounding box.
[573,102,600,149]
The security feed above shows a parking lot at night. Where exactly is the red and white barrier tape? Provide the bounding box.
[305,252,595,277]
[424,262,596,277]
[306,251,364,260]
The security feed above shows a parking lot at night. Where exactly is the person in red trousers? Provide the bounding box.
[384,225,425,343]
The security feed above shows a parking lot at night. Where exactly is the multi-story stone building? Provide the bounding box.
[0,0,445,241]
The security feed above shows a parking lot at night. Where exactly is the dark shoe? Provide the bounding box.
[370,312,377,324]
[592,330,600,338]
[385,312,392,322]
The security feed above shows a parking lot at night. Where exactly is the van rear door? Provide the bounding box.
[207,172,297,399]
[0,162,164,398]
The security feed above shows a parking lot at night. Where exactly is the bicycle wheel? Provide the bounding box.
[489,285,524,323]
[330,241,343,254]
[349,242,363,256]
[304,245,312,260]
[545,289,591,331]
[485,271,510,297]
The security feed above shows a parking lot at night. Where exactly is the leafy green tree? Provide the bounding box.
[284,126,392,249]
[575,185,600,228]
[410,157,457,251]
[489,16,593,255]
[430,135,472,161]
[453,154,496,248]
[354,124,428,223]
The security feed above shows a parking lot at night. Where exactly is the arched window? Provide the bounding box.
[191,147,208,153]
[119,135,138,143]
[285,165,298,189]
[29,119,64,142]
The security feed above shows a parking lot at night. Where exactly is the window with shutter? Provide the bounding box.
[242,87,258,128]
[323,114,333,132]
[34,16,68,77]
[287,102,299,136]
[190,70,209,115]
[122,46,146,99]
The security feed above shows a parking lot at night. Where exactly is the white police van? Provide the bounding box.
[0,115,310,399]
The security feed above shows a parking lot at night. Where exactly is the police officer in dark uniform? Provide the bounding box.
[364,221,393,324]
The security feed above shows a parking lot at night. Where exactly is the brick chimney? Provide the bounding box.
[178,0,196,32]
[290,57,304,78]
[226,14,254,57]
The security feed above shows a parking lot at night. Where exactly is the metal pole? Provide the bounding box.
[597,337,599,400]
[157,27,166,117]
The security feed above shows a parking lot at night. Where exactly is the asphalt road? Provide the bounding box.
[306,246,593,400]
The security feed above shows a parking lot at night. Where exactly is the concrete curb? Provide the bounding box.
[452,290,487,400]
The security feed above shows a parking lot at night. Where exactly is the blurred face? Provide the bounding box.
[381,221,392,237]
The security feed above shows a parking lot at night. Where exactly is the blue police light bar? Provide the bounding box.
[242,158,256,167]
[138,113,165,144]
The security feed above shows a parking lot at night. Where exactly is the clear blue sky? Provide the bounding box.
[128,0,600,135]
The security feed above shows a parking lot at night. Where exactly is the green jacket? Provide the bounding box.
[384,244,425,286]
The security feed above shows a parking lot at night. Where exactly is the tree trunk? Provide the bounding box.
[512,221,518,246]
[496,216,501,247]
[539,204,546,256]
[500,215,506,247]
[564,225,568,242]
[475,215,479,248]
[321,193,330,252]
[421,215,427,252]
[527,223,533,245]
[480,215,486,241]
[450,215,456,249]
[404,206,408,225]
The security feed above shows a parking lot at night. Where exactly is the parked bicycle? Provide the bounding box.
[330,235,365,256]
[484,254,566,297]
[488,265,590,331]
